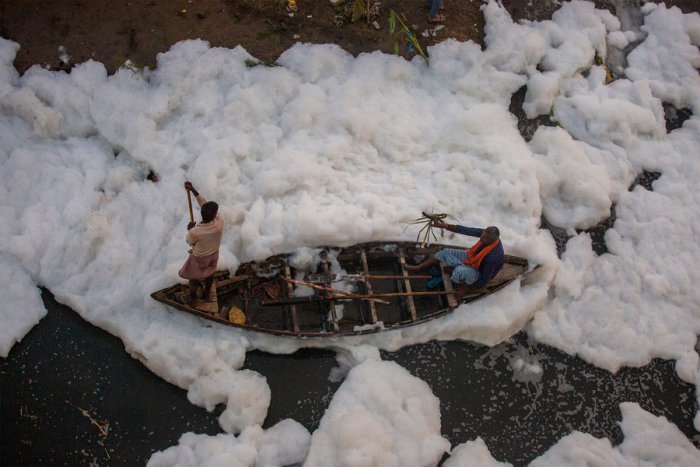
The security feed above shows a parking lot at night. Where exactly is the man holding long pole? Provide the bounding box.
[177,181,223,306]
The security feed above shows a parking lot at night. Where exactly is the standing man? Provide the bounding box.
[405,222,504,294]
[178,181,223,306]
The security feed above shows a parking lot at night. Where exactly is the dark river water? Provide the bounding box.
[1,289,698,466]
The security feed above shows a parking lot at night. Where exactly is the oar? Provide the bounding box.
[279,276,390,305]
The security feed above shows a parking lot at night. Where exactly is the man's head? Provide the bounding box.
[480,226,500,245]
[201,201,218,223]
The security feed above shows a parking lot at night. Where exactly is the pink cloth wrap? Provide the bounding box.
[178,250,219,281]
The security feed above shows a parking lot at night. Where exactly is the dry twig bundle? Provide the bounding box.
[409,211,458,246]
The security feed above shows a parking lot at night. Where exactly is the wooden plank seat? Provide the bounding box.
[439,263,458,308]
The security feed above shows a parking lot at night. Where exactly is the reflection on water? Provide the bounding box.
[1,291,697,466]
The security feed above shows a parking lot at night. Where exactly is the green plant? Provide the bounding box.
[389,9,428,64]
[334,0,379,27]
[353,0,366,21]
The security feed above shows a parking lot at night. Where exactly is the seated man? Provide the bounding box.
[405,222,504,295]
[178,181,223,305]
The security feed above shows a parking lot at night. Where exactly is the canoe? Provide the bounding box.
[151,241,534,338]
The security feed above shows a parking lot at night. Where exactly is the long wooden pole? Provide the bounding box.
[307,273,432,282]
[187,188,194,223]
[324,289,459,299]
[260,288,466,307]
[340,274,432,280]
[280,276,390,305]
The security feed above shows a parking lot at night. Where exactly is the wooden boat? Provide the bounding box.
[151,241,533,338]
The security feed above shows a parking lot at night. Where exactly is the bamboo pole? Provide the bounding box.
[187,189,194,223]
[260,288,471,307]
[280,276,390,305]
[324,289,460,300]
[307,274,433,283]
[398,247,418,321]
[319,273,433,281]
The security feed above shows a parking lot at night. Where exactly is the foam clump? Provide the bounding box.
[147,419,311,467]
[304,359,450,467]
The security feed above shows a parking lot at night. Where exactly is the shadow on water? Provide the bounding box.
[1,290,698,466]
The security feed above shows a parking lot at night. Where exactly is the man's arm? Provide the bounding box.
[186,230,196,246]
[431,221,482,238]
[185,181,207,207]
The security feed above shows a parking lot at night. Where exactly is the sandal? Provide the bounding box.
[427,13,446,23]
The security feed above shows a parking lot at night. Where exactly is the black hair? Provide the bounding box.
[201,201,218,223]
[484,226,500,240]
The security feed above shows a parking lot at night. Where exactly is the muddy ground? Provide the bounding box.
[1,0,697,76]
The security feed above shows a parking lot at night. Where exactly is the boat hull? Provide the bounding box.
[151,241,531,337]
